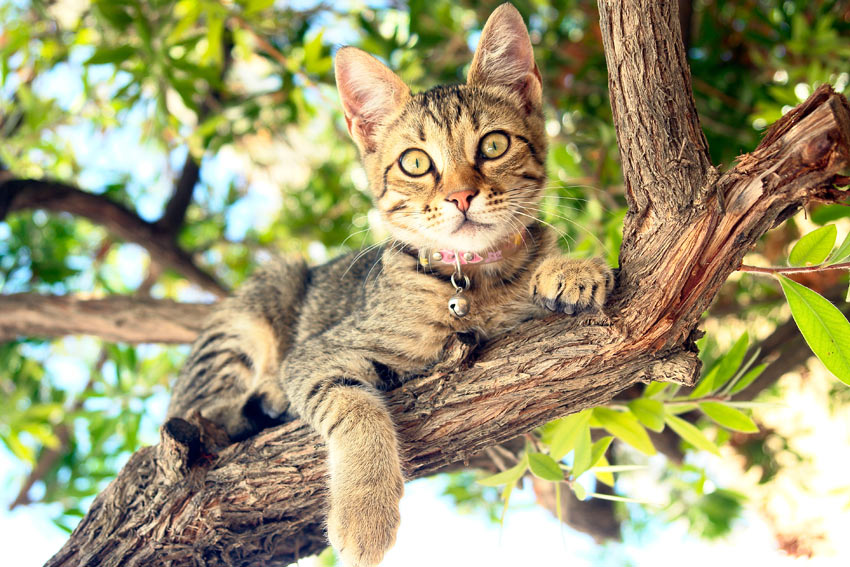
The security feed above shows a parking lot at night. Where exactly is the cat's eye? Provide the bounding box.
[479,131,510,159]
[399,149,432,177]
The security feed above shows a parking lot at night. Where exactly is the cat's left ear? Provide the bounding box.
[467,3,542,111]
[335,47,410,153]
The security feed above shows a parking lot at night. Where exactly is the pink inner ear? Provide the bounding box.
[335,47,409,151]
[466,5,542,108]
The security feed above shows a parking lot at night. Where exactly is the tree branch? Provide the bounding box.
[43,2,850,565]
[0,294,211,344]
[156,153,201,237]
[738,261,850,275]
[0,179,227,297]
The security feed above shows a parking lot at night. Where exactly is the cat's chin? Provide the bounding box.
[413,225,521,255]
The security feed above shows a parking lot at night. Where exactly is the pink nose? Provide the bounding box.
[446,189,478,213]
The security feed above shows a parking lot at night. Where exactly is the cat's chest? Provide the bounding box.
[373,273,537,368]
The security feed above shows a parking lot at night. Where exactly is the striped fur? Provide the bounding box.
[167,4,613,566]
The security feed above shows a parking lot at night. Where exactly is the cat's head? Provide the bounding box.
[335,3,545,254]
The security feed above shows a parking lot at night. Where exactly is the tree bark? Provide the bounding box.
[44,1,850,566]
[0,294,212,344]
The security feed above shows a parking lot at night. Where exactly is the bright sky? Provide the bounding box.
[2,463,846,567]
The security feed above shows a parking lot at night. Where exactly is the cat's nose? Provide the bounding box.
[445,189,478,213]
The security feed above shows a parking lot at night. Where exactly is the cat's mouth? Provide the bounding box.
[450,218,491,234]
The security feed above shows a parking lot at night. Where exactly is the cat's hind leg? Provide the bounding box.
[168,257,308,440]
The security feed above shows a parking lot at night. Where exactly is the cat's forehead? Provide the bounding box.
[391,84,524,143]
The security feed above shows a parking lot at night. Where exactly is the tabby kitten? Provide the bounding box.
[167,3,613,566]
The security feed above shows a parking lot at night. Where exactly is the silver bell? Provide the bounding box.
[448,294,470,317]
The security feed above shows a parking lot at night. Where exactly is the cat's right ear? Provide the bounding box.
[467,3,542,111]
[335,47,410,153]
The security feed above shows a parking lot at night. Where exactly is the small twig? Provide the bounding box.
[492,444,521,465]
[738,261,850,275]
[483,447,508,472]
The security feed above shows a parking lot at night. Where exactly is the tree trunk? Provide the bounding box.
[45,1,850,566]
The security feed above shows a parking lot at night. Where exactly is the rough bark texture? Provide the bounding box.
[43,1,850,566]
[0,294,212,344]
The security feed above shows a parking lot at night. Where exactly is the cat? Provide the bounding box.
[166,3,613,566]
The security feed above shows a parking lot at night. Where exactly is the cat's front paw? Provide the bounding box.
[530,257,613,315]
[327,464,404,567]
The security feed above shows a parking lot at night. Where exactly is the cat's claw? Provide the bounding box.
[530,257,613,315]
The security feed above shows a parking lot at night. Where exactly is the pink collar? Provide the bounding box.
[417,230,526,268]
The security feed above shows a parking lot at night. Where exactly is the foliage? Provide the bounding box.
[1,0,849,556]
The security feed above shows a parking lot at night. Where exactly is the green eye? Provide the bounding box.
[480,131,509,159]
[399,149,432,176]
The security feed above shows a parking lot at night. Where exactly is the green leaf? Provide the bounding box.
[478,456,528,487]
[643,382,669,398]
[699,402,759,433]
[571,425,593,477]
[548,409,591,460]
[812,204,850,225]
[789,224,837,266]
[592,407,656,456]
[665,413,721,456]
[779,275,850,385]
[691,332,749,397]
[499,483,513,526]
[592,456,615,487]
[528,452,564,482]
[666,402,698,414]
[628,399,665,432]
[244,0,275,15]
[1,432,35,464]
[728,363,767,395]
[589,436,614,469]
[720,348,761,394]
[85,45,137,65]
[303,31,332,75]
[571,481,587,500]
[689,364,720,399]
[827,230,850,264]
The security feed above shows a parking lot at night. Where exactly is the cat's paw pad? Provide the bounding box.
[530,257,613,315]
[327,474,403,567]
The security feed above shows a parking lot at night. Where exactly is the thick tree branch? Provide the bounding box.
[0,179,227,297]
[44,2,850,565]
[0,293,211,344]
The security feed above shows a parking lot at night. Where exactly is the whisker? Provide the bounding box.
[513,209,578,250]
[341,238,390,279]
